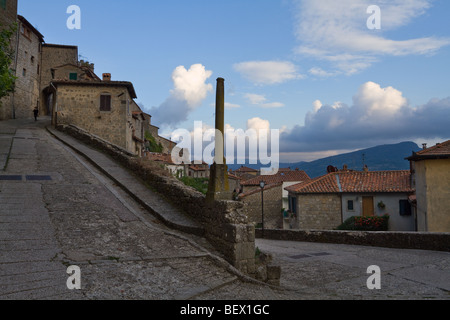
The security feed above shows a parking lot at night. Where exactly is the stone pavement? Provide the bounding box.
[1,117,449,301]
[0,117,293,300]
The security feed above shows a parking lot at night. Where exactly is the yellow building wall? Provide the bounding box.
[425,159,450,232]
[416,159,450,232]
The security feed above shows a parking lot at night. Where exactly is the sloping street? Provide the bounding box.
[1,118,449,301]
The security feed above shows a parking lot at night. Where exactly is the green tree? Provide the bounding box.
[0,23,17,106]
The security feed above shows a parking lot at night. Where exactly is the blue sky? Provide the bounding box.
[18,0,450,162]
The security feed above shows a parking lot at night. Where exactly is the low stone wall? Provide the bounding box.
[256,229,450,252]
[55,124,269,280]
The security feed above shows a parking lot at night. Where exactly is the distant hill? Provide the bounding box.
[228,141,421,179]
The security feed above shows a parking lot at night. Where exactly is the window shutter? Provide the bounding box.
[100,95,111,111]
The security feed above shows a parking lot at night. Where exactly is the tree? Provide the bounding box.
[0,23,17,106]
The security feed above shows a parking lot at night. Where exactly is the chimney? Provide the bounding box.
[422,143,427,150]
[363,165,369,172]
[103,73,111,81]
[343,164,348,171]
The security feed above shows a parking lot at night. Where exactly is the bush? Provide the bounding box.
[178,176,209,195]
[336,214,390,231]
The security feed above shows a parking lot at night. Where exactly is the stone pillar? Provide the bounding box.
[206,78,231,202]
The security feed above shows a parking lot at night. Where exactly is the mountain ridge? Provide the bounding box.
[228,141,421,179]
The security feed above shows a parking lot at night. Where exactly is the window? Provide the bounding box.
[347,200,354,211]
[22,68,26,77]
[399,200,412,216]
[100,94,112,112]
[69,73,78,80]
[0,0,6,10]
[31,56,35,64]
[51,69,55,79]
[288,196,297,214]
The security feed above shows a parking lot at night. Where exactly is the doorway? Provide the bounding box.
[362,196,374,217]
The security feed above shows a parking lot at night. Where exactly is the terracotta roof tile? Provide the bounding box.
[238,182,283,199]
[234,166,259,173]
[241,170,310,186]
[408,139,450,160]
[286,170,413,194]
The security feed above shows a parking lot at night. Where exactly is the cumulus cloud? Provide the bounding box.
[149,64,213,128]
[233,60,303,85]
[294,0,450,75]
[280,81,450,152]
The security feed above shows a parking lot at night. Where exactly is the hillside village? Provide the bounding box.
[1,0,449,235]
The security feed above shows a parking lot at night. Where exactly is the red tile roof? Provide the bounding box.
[286,170,413,194]
[238,182,283,199]
[146,153,176,165]
[241,169,310,186]
[407,140,450,160]
[234,166,259,173]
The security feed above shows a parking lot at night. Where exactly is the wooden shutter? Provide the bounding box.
[100,95,111,111]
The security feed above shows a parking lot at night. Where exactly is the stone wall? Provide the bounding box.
[295,194,342,230]
[239,184,283,229]
[256,229,450,252]
[0,0,17,120]
[0,0,17,27]
[55,84,130,152]
[40,44,78,89]
[55,124,278,282]
[12,19,41,119]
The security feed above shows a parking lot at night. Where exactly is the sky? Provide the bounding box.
[18,0,450,163]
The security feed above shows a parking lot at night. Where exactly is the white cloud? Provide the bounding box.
[245,93,267,105]
[149,64,213,128]
[234,60,303,85]
[244,93,285,109]
[294,0,450,75]
[281,81,450,152]
[353,81,407,118]
[309,67,336,78]
[171,64,213,107]
[225,102,240,109]
[247,117,271,132]
[260,102,284,109]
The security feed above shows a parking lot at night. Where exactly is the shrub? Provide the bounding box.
[178,176,209,195]
[336,214,390,231]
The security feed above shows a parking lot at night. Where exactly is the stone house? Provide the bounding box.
[240,169,310,210]
[238,169,310,230]
[142,112,176,155]
[407,140,450,232]
[0,14,44,120]
[187,163,210,178]
[232,166,259,179]
[285,169,416,231]
[238,182,284,229]
[51,73,146,155]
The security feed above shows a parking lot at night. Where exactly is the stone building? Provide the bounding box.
[142,112,176,155]
[51,75,144,155]
[240,169,310,209]
[407,140,450,232]
[239,182,284,229]
[0,14,44,120]
[1,0,173,158]
[285,169,416,231]
[0,0,18,119]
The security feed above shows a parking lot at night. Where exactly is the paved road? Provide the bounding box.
[1,117,449,301]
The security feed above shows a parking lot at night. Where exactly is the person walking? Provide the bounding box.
[33,107,39,121]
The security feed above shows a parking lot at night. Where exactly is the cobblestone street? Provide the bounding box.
[1,118,449,302]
